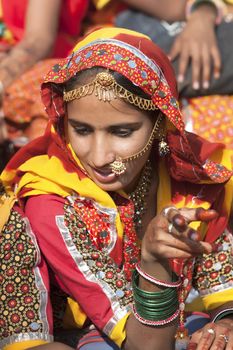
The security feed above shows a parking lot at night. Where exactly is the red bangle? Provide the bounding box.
[132,304,180,326]
[135,263,181,288]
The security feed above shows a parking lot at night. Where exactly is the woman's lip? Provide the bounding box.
[91,167,117,183]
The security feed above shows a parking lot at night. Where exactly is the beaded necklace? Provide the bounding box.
[128,159,153,232]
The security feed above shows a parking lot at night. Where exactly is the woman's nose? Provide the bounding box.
[91,136,114,168]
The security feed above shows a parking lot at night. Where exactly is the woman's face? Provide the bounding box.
[66,92,155,192]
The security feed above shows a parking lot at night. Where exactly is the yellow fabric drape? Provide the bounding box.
[3,340,49,350]
[92,0,112,10]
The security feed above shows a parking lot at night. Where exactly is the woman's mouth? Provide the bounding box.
[91,166,117,183]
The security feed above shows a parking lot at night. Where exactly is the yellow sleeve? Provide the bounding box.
[202,289,233,311]
[109,313,130,348]
[92,0,112,10]
[4,340,49,350]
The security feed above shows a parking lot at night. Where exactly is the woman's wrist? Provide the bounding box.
[139,259,172,291]
[132,269,180,326]
[191,3,218,22]
[186,0,227,24]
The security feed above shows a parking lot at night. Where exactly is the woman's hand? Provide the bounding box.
[141,206,218,264]
[169,4,221,90]
[187,319,233,349]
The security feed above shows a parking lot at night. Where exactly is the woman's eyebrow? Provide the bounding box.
[68,119,90,127]
[68,119,142,129]
[108,122,142,129]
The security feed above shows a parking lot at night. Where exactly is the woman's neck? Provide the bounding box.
[138,167,158,240]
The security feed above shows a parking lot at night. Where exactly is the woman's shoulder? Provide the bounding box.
[25,194,67,222]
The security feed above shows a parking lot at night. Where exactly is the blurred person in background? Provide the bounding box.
[0,0,107,171]
[114,0,233,155]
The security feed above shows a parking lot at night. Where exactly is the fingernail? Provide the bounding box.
[192,81,199,90]
[178,75,184,83]
[173,214,186,230]
[203,81,209,89]
[188,229,200,241]
[196,208,218,221]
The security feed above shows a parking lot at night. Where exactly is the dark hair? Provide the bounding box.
[65,67,152,99]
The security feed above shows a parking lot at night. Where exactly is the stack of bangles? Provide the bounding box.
[132,263,182,326]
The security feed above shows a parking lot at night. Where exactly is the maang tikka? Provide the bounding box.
[63,71,158,111]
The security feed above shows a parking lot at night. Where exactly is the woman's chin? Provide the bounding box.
[93,179,124,192]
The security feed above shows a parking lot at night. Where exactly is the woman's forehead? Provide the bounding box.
[67,93,151,126]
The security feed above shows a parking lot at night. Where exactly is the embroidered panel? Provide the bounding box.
[0,210,51,347]
[193,230,233,296]
[63,203,133,309]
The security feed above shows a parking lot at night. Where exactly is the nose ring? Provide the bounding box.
[110,157,126,175]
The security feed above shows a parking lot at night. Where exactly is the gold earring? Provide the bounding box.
[110,157,127,176]
[158,136,170,157]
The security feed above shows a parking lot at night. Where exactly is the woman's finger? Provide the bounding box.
[195,208,218,222]
[201,44,211,89]
[190,43,201,90]
[225,332,232,350]
[168,234,213,255]
[163,207,218,227]
[177,207,218,223]
[211,45,221,79]
[195,325,215,349]
[154,227,213,256]
[168,38,181,61]
[177,46,190,85]
[211,332,230,350]
[187,342,198,350]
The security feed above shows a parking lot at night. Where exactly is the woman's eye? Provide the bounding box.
[73,127,91,135]
[113,129,133,137]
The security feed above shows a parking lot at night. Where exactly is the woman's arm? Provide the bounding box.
[0,0,62,89]
[25,195,178,350]
[0,206,53,349]
[120,0,187,22]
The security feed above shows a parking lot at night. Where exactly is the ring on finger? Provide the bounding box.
[207,328,215,335]
[219,334,229,343]
[162,206,176,217]
[168,222,174,234]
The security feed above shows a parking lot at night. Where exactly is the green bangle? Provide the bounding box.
[214,310,233,322]
[132,270,179,321]
[132,270,176,298]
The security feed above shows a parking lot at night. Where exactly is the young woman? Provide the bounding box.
[0,27,232,350]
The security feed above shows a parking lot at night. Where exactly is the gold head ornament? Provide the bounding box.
[63,71,158,111]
